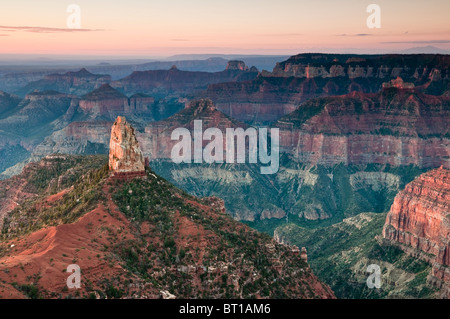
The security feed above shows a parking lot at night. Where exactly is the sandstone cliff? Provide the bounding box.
[383,167,450,297]
[274,211,445,298]
[274,88,450,169]
[79,84,129,119]
[271,53,449,83]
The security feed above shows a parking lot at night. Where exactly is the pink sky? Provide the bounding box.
[0,0,449,56]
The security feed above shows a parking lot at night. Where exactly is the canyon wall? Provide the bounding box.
[203,54,450,123]
[383,167,450,296]
[275,89,450,169]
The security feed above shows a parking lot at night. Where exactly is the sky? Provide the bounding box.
[0,0,449,57]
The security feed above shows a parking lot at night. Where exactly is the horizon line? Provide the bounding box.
[0,50,449,61]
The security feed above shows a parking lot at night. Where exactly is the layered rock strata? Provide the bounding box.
[383,167,450,295]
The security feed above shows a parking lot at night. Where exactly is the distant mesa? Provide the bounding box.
[109,116,146,179]
[79,84,128,118]
[110,61,258,96]
[45,68,109,80]
[226,60,249,71]
[225,60,258,72]
[69,68,94,77]
[129,92,152,98]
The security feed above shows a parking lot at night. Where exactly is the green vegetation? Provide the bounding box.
[0,152,434,299]
[25,155,107,193]
[152,157,425,235]
[1,157,109,239]
[14,283,40,299]
[273,213,438,299]
[110,167,315,299]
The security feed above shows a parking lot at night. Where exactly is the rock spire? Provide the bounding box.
[109,116,145,176]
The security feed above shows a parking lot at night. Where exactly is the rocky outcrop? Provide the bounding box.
[300,247,308,263]
[24,100,183,171]
[226,60,248,71]
[109,116,145,175]
[383,167,450,294]
[260,208,286,220]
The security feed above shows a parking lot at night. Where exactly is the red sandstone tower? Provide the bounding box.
[109,116,146,180]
